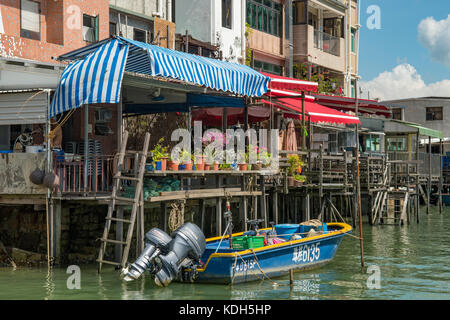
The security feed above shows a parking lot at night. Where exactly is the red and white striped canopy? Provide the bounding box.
[261,72,318,92]
[262,89,360,125]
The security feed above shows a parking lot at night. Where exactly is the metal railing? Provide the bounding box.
[314,29,340,56]
[387,151,441,175]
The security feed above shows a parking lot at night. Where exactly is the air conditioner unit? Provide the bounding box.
[95,124,113,136]
[95,108,113,123]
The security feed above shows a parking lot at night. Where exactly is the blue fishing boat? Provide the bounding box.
[121,221,352,287]
[182,222,352,285]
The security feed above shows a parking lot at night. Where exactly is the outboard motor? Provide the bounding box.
[153,223,206,287]
[121,228,172,281]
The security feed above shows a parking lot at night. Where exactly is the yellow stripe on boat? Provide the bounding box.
[195,222,352,273]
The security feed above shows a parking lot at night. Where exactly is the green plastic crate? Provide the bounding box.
[232,236,265,250]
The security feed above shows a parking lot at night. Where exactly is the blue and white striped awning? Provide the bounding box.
[50,37,269,118]
[49,39,129,118]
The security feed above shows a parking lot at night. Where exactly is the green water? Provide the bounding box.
[1,206,449,300]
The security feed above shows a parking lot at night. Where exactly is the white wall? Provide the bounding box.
[212,0,245,63]
[110,0,173,21]
[175,0,244,63]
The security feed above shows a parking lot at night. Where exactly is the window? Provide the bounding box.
[222,0,232,29]
[392,108,403,120]
[387,137,407,151]
[253,60,282,75]
[426,107,443,121]
[133,28,147,43]
[351,80,356,98]
[20,0,40,40]
[109,22,117,37]
[246,0,282,37]
[83,14,98,43]
[293,1,306,25]
[351,28,356,53]
[364,135,381,152]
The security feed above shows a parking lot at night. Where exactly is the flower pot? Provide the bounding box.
[184,162,193,171]
[196,162,205,171]
[204,164,211,171]
[238,163,248,171]
[168,160,179,171]
[252,163,262,171]
[179,164,186,170]
[155,158,167,171]
[288,177,304,187]
[211,163,219,171]
[297,166,302,174]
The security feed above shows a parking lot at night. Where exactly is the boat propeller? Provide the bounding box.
[121,223,206,287]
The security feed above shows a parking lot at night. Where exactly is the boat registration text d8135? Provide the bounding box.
[293,242,321,264]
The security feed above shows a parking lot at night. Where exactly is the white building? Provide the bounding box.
[174,0,246,63]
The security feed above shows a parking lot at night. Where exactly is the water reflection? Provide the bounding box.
[1,207,449,300]
[43,268,55,300]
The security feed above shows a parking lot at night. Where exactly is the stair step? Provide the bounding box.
[114,175,140,182]
[96,259,121,266]
[114,196,136,203]
[106,217,132,223]
[100,238,127,245]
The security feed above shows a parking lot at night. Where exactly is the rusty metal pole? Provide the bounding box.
[355,79,365,268]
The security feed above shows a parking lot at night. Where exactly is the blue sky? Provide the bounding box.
[358,0,450,100]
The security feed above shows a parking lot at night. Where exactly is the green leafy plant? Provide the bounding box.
[151,138,169,162]
[179,149,193,164]
[287,155,306,182]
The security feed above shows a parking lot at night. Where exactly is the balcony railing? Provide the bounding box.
[314,29,340,56]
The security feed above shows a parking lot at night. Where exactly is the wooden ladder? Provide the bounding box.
[97,131,150,273]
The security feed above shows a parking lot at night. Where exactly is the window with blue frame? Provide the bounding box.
[246,0,283,37]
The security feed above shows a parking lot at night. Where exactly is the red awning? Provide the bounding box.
[312,94,392,118]
[264,88,316,101]
[191,106,270,126]
[261,72,318,92]
[262,97,361,125]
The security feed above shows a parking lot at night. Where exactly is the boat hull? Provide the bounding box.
[185,222,352,285]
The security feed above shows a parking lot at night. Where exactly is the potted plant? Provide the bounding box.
[287,155,306,186]
[194,150,206,171]
[151,138,169,171]
[259,147,272,168]
[204,146,222,171]
[238,149,249,171]
[179,149,193,171]
[219,163,232,171]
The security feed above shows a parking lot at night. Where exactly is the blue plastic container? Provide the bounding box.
[179,164,186,170]
[274,224,300,240]
[0,150,12,154]
[155,161,162,170]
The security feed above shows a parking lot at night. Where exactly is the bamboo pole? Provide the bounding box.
[355,79,365,268]
[439,139,443,214]
[428,136,431,215]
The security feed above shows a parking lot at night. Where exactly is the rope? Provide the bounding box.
[168,202,184,232]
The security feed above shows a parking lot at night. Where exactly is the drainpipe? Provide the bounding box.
[241,0,246,64]
[288,0,293,77]
[347,0,352,97]
[356,0,361,85]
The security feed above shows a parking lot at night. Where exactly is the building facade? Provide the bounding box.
[245,0,287,75]
[174,0,246,63]
[385,97,450,152]
[291,0,359,97]
[109,0,175,49]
